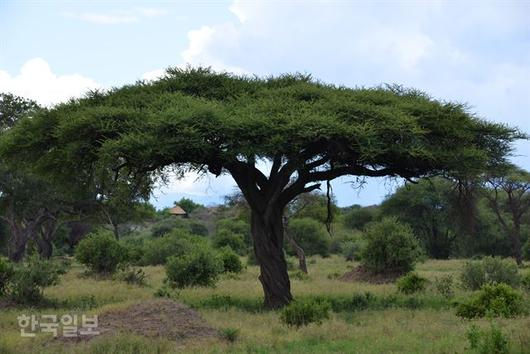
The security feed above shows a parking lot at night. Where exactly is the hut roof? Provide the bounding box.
[168,205,187,215]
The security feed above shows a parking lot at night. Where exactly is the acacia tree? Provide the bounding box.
[0,68,523,307]
[483,167,530,264]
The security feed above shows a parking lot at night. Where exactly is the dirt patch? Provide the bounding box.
[339,266,401,284]
[59,299,217,342]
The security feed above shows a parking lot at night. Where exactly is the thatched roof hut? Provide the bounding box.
[168,205,188,217]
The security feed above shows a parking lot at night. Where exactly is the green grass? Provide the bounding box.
[0,256,529,353]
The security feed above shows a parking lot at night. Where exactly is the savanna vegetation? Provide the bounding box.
[0,69,529,353]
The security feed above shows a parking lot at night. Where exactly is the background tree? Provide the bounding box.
[482,166,530,264]
[0,68,522,307]
[381,178,457,259]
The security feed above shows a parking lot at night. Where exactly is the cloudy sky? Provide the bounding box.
[1,0,529,208]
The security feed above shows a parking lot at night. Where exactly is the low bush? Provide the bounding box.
[460,257,521,290]
[151,218,178,238]
[218,247,243,273]
[359,217,422,275]
[434,274,454,298]
[219,327,240,343]
[0,256,14,296]
[522,272,530,291]
[165,245,223,289]
[213,229,247,255]
[467,322,510,354]
[9,255,62,304]
[280,299,331,327]
[286,218,330,257]
[115,266,147,286]
[396,272,428,294]
[290,270,309,281]
[456,283,524,319]
[341,241,360,261]
[140,231,198,265]
[75,231,128,274]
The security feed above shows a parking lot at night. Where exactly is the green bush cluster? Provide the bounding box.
[75,231,128,274]
[456,283,525,319]
[467,322,509,354]
[165,246,223,289]
[359,217,422,275]
[280,299,331,327]
[213,229,247,255]
[522,272,530,292]
[433,274,454,298]
[5,255,62,304]
[460,257,521,290]
[218,247,243,273]
[396,272,428,294]
[286,218,330,257]
[0,256,14,296]
[140,231,198,265]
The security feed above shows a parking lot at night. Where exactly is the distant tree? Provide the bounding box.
[0,93,39,131]
[1,69,522,307]
[175,197,203,214]
[381,178,457,259]
[342,205,377,231]
[482,166,530,264]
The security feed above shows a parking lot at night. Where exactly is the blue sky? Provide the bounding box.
[1,0,529,209]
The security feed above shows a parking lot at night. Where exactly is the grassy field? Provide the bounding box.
[0,256,529,353]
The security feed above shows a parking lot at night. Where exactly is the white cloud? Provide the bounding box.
[155,171,236,197]
[141,68,166,81]
[0,58,100,106]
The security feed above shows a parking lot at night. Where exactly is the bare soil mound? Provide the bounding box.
[60,298,217,342]
[339,266,401,284]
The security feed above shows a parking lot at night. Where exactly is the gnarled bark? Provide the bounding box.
[251,209,292,308]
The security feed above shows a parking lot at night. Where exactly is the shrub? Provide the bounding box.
[287,218,330,257]
[187,220,209,237]
[151,218,178,238]
[213,229,247,255]
[165,246,223,288]
[341,240,361,261]
[343,206,376,230]
[396,273,428,294]
[434,274,454,298]
[218,247,243,273]
[280,299,331,327]
[290,270,309,281]
[140,231,197,265]
[219,327,240,343]
[460,257,521,291]
[75,231,128,274]
[0,257,14,296]
[115,266,146,286]
[456,283,524,319]
[467,322,510,354]
[359,217,422,275]
[9,256,61,304]
[522,273,530,292]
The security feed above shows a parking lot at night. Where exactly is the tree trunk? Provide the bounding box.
[510,225,523,265]
[283,216,307,273]
[251,209,293,309]
[8,227,30,262]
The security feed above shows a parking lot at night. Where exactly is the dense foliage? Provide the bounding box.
[456,283,525,319]
[75,231,128,274]
[460,257,521,291]
[360,217,422,275]
[165,246,223,288]
[280,299,331,327]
